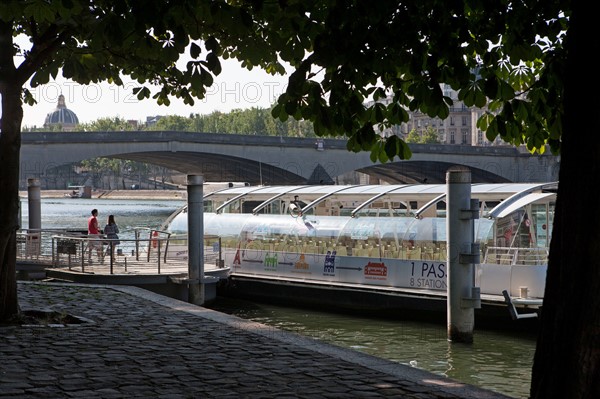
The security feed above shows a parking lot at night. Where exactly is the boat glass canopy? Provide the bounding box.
[165,183,555,257]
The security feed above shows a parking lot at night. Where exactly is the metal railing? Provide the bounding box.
[483,246,548,266]
[17,228,223,275]
[17,228,84,263]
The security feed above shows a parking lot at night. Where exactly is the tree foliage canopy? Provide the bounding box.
[0,0,277,320]
[4,0,567,161]
[149,108,315,137]
[405,127,440,144]
[251,0,567,162]
[3,0,279,109]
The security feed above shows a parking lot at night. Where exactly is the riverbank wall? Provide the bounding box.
[19,189,188,200]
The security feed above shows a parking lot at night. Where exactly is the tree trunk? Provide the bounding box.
[0,23,24,320]
[530,3,600,398]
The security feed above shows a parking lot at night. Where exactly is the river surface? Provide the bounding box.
[20,197,185,239]
[19,197,534,399]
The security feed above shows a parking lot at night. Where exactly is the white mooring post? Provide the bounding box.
[187,174,205,306]
[446,167,481,343]
[27,178,42,230]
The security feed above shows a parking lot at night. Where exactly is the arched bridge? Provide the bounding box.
[21,131,560,185]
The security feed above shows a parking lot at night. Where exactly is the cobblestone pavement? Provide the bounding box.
[0,282,513,398]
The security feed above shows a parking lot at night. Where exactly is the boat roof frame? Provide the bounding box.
[300,185,363,215]
[413,182,558,219]
[251,185,309,215]
[350,185,415,217]
[206,182,558,217]
[215,186,270,213]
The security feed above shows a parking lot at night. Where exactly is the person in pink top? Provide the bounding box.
[87,209,103,262]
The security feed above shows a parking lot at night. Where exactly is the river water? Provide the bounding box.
[20,197,534,399]
[19,197,185,239]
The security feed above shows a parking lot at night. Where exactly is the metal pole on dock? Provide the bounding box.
[187,174,205,305]
[27,178,41,230]
[446,167,481,343]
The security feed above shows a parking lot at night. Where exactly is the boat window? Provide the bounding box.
[235,214,349,252]
[241,215,302,242]
[203,201,215,213]
[530,202,554,248]
[494,205,550,249]
[475,218,495,257]
[219,200,241,214]
[435,201,447,217]
[335,217,445,258]
[242,201,267,214]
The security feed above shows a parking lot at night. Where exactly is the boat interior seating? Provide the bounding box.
[221,235,483,263]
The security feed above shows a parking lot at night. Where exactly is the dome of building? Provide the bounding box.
[44,94,79,130]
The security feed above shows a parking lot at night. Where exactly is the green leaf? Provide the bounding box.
[400,141,412,160]
[437,104,449,120]
[284,101,297,115]
[384,135,400,160]
[190,42,202,59]
[22,88,37,106]
[135,86,151,100]
[498,80,515,101]
[483,76,498,98]
[378,146,389,163]
[30,70,50,87]
[205,36,219,52]
[513,99,529,121]
[373,103,385,123]
[474,90,487,108]
[369,148,378,163]
[190,70,203,90]
[206,52,221,74]
[24,2,55,23]
[486,119,499,141]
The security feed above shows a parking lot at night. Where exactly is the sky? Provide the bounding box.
[9,33,291,128]
[21,58,290,128]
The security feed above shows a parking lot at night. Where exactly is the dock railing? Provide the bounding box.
[17,228,86,263]
[483,246,549,265]
[17,228,223,275]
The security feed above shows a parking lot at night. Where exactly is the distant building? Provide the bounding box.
[44,94,79,131]
[145,115,163,126]
[368,84,504,147]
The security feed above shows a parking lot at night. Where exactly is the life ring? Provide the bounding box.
[152,231,159,248]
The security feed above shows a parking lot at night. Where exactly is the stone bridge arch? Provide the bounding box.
[20,131,559,187]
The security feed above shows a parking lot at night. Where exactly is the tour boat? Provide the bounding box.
[162,183,556,322]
